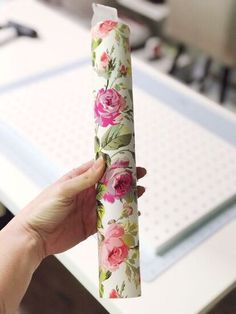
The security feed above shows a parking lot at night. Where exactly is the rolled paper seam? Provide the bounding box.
[92,4,141,298]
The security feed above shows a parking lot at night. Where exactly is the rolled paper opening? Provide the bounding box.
[92,3,118,27]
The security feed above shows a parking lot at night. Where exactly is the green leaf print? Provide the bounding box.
[123,190,134,203]
[112,281,126,298]
[97,230,105,242]
[96,200,105,228]
[91,38,102,51]
[128,89,133,102]
[125,262,140,287]
[100,269,112,282]
[125,221,138,237]
[99,269,112,297]
[115,83,121,91]
[96,183,106,201]
[119,24,129,34]
[120,281,125,295]
[125,264,132,282]
[99,282,104,297]
[131,250,138,260]
[101,124,132,150]
[134,266,141,289]
[115,30,120,43]
[92,50,96,67]
[94,136,100,153]
[123,234,135,247]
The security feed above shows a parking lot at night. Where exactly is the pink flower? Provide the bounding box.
[109,289,119,298]
[95,88,125,127]
[97,52,110,77]
[101,159,133,203]
[92,20,118,40]
[100,52,110,68]
[119,64,128,76]
[100,223,128,271]
[123,203,133,216]
[106,223,125,238]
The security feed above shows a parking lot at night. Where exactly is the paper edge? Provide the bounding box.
[91,3,118,27]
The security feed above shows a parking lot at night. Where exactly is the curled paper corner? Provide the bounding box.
[92,3,118,26]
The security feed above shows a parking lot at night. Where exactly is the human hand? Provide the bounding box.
[14,158,146,261]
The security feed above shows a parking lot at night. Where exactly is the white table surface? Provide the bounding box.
[1,1,236,313]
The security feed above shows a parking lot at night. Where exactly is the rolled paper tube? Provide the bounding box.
[91,4,141,298]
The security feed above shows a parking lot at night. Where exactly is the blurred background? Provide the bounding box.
[42,0,236,111]
[1,0,236,313]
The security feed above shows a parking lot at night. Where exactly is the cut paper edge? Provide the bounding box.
[92,3,118,27]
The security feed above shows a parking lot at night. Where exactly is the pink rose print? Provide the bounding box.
[101,159,133,203]
[119,64,128,76]
[92,20,118,40]
[95,88,125,127]
[123,203,133,216]
[97,52,110,77]
[109,289,119,298]
[105,222,124,238]
[100,223,129,271]
[100,52,110,69]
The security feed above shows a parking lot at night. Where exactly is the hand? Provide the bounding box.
[14,158,146,260]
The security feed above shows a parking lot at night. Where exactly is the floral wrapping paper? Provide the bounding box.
[91,19,141,298]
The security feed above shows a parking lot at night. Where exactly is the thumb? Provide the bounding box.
[60,157,105,197]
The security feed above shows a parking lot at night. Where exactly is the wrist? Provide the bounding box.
[0,217,44,313]
[1,217,44,270]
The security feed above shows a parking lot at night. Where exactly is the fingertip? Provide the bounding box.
[140,167,147,175]
[92,157,104,170]
[137,185,146,197]
[137,167,147,179]
[60,159,105,197]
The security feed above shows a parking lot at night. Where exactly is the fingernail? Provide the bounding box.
[93,157,104,170]
[140,167,146,172]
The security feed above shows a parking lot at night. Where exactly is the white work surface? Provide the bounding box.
[1,1,236,313]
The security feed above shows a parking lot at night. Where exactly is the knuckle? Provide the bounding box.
[55,183,66,196]
[83,169,95,187]
[70,168,78,176]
